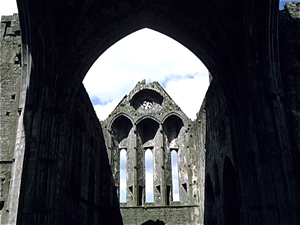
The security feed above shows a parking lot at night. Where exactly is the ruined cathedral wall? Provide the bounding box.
[0,14,122,224]
[0,14,21,221]
[201,79,233,225]
[190,98,206,225]
[279,2,300,196]
[62,84,122,224]
[121,206,200,225]
[14,82,122,224]
[102,80,203,224]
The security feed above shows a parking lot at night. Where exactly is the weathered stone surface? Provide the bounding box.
[102,81,203,224]
[0,1,300,225]
[1,14,123,225]
[0,14,21,224]
[202,3,300,225]
[120,205,199,225]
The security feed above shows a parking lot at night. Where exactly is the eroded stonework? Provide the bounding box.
[0,14,21,223]
[0,1,300,224]
[102,80,205,225]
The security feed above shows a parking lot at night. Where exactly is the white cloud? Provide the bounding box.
[83,28,209,121]
[164,74,209,119]
[93,99,121,121]
[0,0,18,18]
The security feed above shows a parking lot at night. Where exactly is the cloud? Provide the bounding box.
[164,74,209,119]
[83,28,209,121]
[0,1,18,18]
[94,99,121,121]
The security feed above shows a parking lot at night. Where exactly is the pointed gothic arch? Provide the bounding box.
[10,1,296,225]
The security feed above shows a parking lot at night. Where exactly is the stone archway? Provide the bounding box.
[4,0,299,224]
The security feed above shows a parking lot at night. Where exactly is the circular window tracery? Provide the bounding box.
[142,100,153,109]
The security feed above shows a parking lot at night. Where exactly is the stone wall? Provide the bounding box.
[192,98,206,225]
[0,14,123,224]
[203,80,235,225]
[202,4,300,225]
[1,1,299,224]
[102,81,203,224]
[0,14,21,223]
[12,82,123,224]
[53,84,123,224]
[279,1,300,214]
[120,205,199,225]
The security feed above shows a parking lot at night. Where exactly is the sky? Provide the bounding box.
[279,0,300,9]
[0,0,18,18]
[83,28,209,120]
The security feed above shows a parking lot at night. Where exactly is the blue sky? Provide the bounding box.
[83,28,209,120]
[279,0,300,10]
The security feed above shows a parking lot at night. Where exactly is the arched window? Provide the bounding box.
[120,149,127,203]
[171,149,180,201]
[145,148,154,202]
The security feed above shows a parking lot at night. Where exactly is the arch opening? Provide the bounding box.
[111,115,133,144]
[83,28,209,121]
[163,115,184,147]
[137,118,159,146]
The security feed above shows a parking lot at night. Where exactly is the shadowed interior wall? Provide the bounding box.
[1,19,122,222]
[204,80,233,225]
[15,83,123,224]
[0,0,300,224]
[279,3,300,213]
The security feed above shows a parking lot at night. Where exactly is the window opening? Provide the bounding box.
[145,148,154,202]
[171,149,180,201]
[120,149,127,203]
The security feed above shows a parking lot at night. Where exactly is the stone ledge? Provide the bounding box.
[120,204,198,209]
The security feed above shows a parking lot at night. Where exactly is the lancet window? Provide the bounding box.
[120,149,127,203]
[171,149,180,201]
[145,148,154,202]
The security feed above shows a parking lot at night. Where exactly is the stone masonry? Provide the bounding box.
[0,1,300,224]
[101,80,204,225]
[0,14,21,223]
[0,14,122,225]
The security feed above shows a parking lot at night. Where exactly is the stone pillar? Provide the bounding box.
[160,124,166,206]
[133,124,138,206]
[108,130,112,165]
[187,145,193,204]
